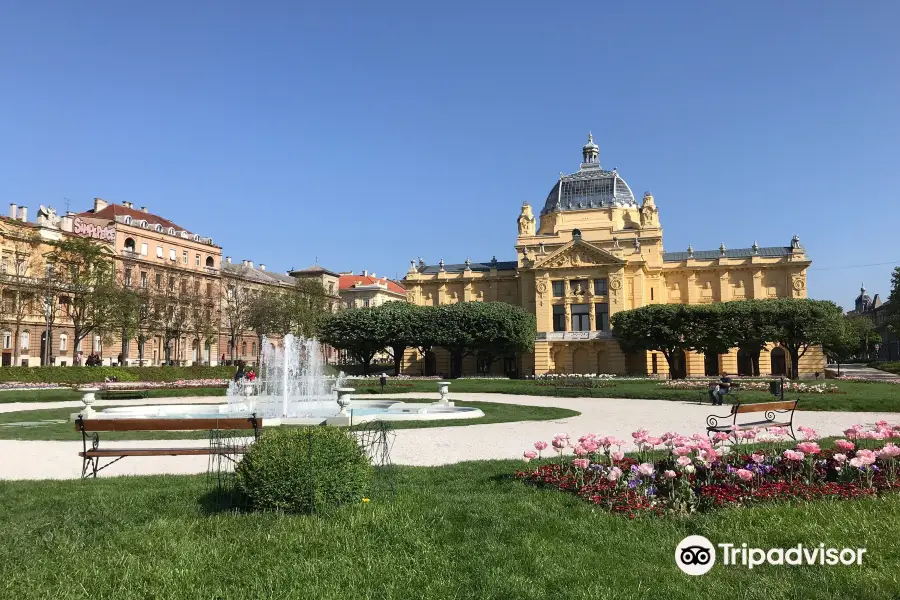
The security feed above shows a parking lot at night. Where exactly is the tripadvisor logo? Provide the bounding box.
[675,536,867,575]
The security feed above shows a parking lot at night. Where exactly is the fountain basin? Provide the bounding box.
[92,398,485,426]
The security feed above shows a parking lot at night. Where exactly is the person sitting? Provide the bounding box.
[708,372,732,406]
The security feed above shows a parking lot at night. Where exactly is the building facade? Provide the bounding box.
[402,134,823,378]
[338,271,406,309]
[849,285,899,361]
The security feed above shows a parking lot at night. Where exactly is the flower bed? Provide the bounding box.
[517,423,900,518]
[832,376,900,384]
[0,383,61,391]
[97,379,228,390]
[660,379,842,394]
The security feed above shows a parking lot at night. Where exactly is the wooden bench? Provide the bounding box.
[705,399,799,441]
[75,415,261,478]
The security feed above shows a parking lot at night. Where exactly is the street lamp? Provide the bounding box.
[43,299,52,367]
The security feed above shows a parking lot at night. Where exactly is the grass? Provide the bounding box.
[0,401,579,441]
[1,461,899,599]
[0,387,227,404]
[351,378,900,412]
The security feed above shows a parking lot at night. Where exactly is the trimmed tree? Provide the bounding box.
[319,308,390,375]
[728,300,778,376]
[823,315,865,376]
[766,298,844,379]
[610,304,699,379]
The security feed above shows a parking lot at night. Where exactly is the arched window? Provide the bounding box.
[205,256,214,268]
[192,234,200,242]
[168,227,175,235]
[59,333,68,352]
[140,220,149,229]
[124,216,132,225]
[251,342,257,356]
[241,341,247,356]
[2,331,11,350]
[124,237,136,252]
[21,331,29,350]
[155,224,163,232]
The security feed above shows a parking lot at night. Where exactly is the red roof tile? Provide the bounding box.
[77,203,192,234]
[339,274,406,295]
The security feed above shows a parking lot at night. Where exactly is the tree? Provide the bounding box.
[0,230,42,365]
[729,300,778,376]
[887,266,900,337]
[373,301,420,375]
[467,302,536,375]
[611,304,699,378]
[823,315,866,376]
[284,279,330,339]
[222,271,255,361]
[48,237,116,361]
[246,290,288,363]
[846,313,880,359]
[766,298,844,379]
[689,303,740,361]
[319,308,390,375]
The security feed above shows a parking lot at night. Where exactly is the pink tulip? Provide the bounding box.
[856,449,877,465]
[672,447,692,457]
[834,439,855,452]
[676,456,692,467]
[833,453,847,464]
[523,450,537,460]
[797,442,821,455]
[534,441,548,451]
[573,445,589,457]
[552,439,567,451]
[878,443,900,459]
[638,463,654,477]
[607,467,622,481]
[572,458,590,469]
[736,468,754,482]
[610,451,624,462]
[750,453,765,464]
[783,450,805,461]
[664,470,677,479]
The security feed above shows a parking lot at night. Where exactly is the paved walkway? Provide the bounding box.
[827,363,900,380]
[1,393,898,480]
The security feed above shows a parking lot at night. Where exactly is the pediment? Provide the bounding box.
[533,238,625,270]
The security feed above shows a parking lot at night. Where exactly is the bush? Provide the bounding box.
[0,365,236,384]
[235,427,372,514]
[871,362,900,376]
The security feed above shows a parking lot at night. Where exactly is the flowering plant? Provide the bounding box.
[517,423,900,518]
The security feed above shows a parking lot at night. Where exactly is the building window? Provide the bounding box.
[205,256,214,268]
[182,251,188,264]
[571,304,590,331]
[156,245,163,258]
[124,216,132,225]
[169,277,175,292]
[552,305,566,332]
[124,237,136,252]
[651,353,658,374]
[76,339,83,352]
[141,242,148,256]
[594,303,609,331]
[156,273,162,288]
[328,282,334,294]
[2,331,10,350]
[155,224,163,233]
[21,331,29,350]
[140,271,148,288]
[552,280,565,297]
[124,269,132,287]
[168,227,175,235]
[363,299,370,308]
[251,342,257,356]
[93,335,101,352]
[594,278,608,295]
[206,282,213,297]
[241,341,247,356]
[60,334,68,352]
[195,254,200,266]
[170,249,177,261]
[0,255,6,274]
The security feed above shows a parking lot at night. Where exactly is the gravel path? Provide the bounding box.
[1,392,897,481]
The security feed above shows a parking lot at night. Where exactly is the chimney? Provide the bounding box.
[94,198,108,212]
[9,203,17,219]
[371,272,376,277]
[362,270,368,277]
[141,206,148,212]
[18,206,27,222]
[225,256,231,263]
[259,264,266,271]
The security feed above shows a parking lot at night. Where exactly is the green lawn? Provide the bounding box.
[0,386,227,404]
[1,461,898,599]
[351,378,900,412]
[0,401,579,441]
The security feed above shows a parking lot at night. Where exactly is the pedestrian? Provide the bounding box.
[234,361,245,383]
[379,373,387,392]
[708,372,732,406]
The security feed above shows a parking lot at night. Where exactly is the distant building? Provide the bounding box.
[338,271,406,309]
[402,133,823,378]
[848,284,899,361]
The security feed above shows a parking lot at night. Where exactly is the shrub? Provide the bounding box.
[0,365,235,385]
[235,427,372,514]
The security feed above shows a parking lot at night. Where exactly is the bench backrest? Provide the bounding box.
[76,416,261,432]
[732,400,798,414]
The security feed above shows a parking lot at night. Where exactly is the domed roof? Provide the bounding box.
[856,284,873,312]
[541,134,637,215]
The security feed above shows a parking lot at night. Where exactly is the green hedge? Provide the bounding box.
[870,362,900,376]
[0,365,236,384]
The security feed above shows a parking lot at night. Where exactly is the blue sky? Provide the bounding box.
[2,1,897,310]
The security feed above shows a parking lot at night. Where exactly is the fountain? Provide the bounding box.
[93,334,485,426]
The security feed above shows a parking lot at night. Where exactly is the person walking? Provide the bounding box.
[234,361,246,383]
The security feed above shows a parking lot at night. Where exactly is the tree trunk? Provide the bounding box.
[751,351,761,377]
[13,323,20,367]
[391,344,404,376]
[788,346,801,380]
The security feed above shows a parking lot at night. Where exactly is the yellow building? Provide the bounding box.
[402,134,823,378]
